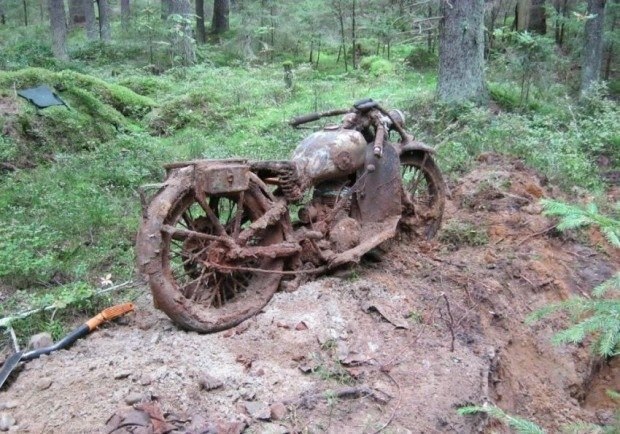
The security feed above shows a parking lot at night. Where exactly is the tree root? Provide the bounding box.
[282,385,391,410]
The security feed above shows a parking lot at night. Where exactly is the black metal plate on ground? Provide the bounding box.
[17,85,66,109]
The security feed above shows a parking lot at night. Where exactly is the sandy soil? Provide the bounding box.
[0,154,617,434]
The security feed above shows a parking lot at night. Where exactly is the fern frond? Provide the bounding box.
[598,325,620,357]
[553,324,587,345]
[457,405,484,415]
[601,227,620,248]
[606,389,620,401]
[526,302,565,323]
[562,421,605,433]
[458,403,546,434]
[556,215,590,231]
[592,273,620,297]
[540,199,620,248]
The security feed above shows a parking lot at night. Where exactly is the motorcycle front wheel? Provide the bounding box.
[399,151,446,239]
[136,169,285,333]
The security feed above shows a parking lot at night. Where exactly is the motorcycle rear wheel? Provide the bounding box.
[399,152,446,239]
[136,169,284,333]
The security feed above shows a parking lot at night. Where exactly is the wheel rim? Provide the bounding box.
[400,153,445,239]
[159,184,284,327]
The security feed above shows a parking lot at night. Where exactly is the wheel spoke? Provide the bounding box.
[196,194,227,235]
[150,178,285,333]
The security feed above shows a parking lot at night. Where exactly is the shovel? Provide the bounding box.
[0,302,135,390]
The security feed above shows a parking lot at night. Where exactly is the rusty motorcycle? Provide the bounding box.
[136,99,446,333]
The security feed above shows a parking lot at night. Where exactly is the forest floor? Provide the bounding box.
[0,154,618,434]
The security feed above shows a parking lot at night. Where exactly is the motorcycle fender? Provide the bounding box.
[194,162,250,194]
[355,142,402,223]
[401,140,436,154]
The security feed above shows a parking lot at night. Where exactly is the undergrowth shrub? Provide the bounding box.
[359,55,394,76]
[147,89,219,135]
[527,200,620,358]
[405,46,438,69]
[411,100,613,190]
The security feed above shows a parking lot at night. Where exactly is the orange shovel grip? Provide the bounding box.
[86,302,135,331]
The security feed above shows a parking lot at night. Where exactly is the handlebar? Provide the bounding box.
[288,99,412,151]
[289,109,350,127]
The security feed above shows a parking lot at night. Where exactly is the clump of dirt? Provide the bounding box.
[0,154,617,433]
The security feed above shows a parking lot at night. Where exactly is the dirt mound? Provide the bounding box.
[0,154,616,433]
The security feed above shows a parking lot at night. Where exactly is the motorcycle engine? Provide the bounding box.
[298,180,361,253]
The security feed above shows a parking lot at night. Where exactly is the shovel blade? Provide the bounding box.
[0,351,23,390]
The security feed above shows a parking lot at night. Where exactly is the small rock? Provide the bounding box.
[139,375,152,386]
[0,414,16,432]
[198,373,223,391]
[150,333,160,344]
[0,402,18,411]
[294,321,308,331]
[240,388,256,401]
[114,371,132,380]
[270,402,287,421]
[36,378,53,391]
[28,333,53,350]
[275,321,290,329]
[251,368,265,377]
[244,402,271,420]
[125,393,143,406]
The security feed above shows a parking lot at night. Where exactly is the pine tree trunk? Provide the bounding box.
[98,0,111,41]
[196,0,206,43]
[121,0,130,31]
[170,0,196,65]
[437,0,487,104]
[84,0,97,39]
[0,0,6,25]
[212,0,230,34]
[23,0,28,25]
[581,0,607,96]
[48,0,68,60]
[161,0,172,20]
[603,1,617,80]
[528,0,547,34]
[515,0,530,30]
[68,0,85,28]
[351,0,357,69]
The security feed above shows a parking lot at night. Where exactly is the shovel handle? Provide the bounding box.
[86,302,135,331]
[21,302,135,362]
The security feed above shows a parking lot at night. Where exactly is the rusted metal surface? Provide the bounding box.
[356,142,402,223]
[136,99,447,333]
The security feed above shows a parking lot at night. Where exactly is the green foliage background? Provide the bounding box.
[0,0,618,369]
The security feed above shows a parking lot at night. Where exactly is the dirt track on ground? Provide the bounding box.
[0,155,617,433]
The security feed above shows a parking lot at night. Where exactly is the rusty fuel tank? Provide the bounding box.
[292,128,367,186]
